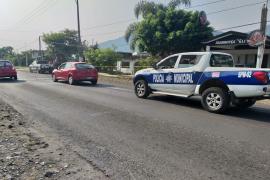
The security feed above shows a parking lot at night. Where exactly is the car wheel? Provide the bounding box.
[135,79,150,98]
[68,76,75,85]
[233,99,256,109]
[52,74,58,82]
[13,76,17,81]
[201,87,229,113]
[91,80,97,85]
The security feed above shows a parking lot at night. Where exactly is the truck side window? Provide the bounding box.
[157,56,178,69]
[178,55,202,68]
[210,54,234,67]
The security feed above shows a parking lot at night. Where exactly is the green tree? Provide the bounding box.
[84,48,121,73]
[42,29,82,63]
[126,0,213,57]
[134,0,190,18]
[134,56,160,72]
[0,46,15,59]
[0,46,18,65]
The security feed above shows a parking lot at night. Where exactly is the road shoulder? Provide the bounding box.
[0,99,108,180]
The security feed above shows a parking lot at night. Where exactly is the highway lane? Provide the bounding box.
[1,71,270,180]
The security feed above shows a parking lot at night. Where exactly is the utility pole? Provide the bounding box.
[256,1,268,68]
[39,35,43,61]
[25,53,28,66]
[75,0,82,61]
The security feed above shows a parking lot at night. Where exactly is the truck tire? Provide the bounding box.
[201,87,229,113]
[233,99,256,109]
[135,79,150,98]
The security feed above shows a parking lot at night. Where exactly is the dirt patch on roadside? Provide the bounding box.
[0,100,108,180]
[99,75,133,89]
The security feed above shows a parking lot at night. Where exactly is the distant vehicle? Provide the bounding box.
[29,60,53,74]
[134,52,270,113]
[52,62,98,85]
[0,60,17,80]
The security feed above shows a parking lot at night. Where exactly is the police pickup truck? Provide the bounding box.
[133,52,270,113]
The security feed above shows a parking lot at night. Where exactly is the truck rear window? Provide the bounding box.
[210,54,234,67]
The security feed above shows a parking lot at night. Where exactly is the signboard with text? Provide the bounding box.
[247,30,265,47]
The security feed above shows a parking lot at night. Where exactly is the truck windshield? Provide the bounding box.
[210,54,234,67]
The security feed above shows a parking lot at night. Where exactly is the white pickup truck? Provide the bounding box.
[133,52,270,113]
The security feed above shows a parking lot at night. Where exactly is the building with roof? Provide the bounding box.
[202,31,270,68]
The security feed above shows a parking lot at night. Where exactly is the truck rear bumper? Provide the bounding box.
[228,85,270,98]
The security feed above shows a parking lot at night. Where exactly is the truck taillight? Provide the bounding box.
[253,71,268,84]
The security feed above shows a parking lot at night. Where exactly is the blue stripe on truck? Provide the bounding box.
[137,70,269,85]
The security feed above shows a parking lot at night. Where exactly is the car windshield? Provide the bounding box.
[75,63,94,69]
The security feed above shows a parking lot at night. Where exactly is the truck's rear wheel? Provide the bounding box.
[201,87,229,113]
[135,80,150,98]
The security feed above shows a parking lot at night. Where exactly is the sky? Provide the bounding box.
[0,0,267,51]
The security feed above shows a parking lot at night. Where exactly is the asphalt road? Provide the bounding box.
[1,71,270,180]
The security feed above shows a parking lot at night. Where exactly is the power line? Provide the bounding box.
[81,0,227,33]
[11,0,58,29]
[20,0,58,26]
[11,0,51,28]
[215,21,269,31]
[82,18,137,31]
[208,1,266,15]
[185,0,226,9]
[82,30,125,38]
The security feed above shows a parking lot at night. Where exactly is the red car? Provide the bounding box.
[52,62,98,85]
[0,60,17,80]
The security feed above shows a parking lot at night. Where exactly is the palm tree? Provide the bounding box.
[134,0,191,19]
[125,0,191,49]
[168,0,191,8]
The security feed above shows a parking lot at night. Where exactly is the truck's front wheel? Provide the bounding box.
[201,87,229,113]
[135,80,150,98]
